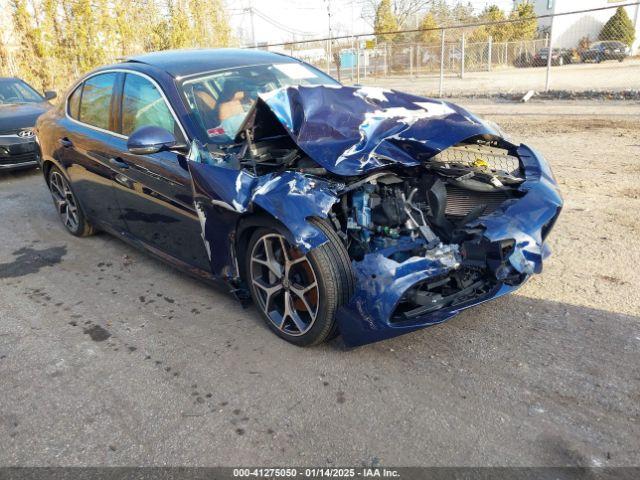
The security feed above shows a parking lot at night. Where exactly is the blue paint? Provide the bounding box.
[249,85,500,176]
[186,86,562,346]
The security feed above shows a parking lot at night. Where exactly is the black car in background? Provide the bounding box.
[580,41,630,63]
[0,78,56,172]
[532,48,573,67]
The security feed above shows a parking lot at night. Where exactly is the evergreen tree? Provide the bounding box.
[599,7,636,46]
[418,12,439,45]
[469,5,507,43]
[374,0,399,43]
[508,1,537,41]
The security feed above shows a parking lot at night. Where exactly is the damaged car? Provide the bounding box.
[36,49,562,347]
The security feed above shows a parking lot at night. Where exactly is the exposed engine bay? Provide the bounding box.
[229,131,529,322]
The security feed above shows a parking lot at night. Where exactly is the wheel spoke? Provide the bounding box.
[253,237,283,279]
[252,277,283,312]
[284,291,308,333]
[290,284,318,320]
[53,197,66,214]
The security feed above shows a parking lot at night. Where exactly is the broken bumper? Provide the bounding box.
[336,144,563,347]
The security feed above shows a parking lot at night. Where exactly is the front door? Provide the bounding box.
[109,72,210,272]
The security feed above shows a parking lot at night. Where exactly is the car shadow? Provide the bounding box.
[0,167,40,181]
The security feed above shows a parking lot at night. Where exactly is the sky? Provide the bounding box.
[228,0,517,45]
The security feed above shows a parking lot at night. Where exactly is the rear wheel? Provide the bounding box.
[48,166,95,237]
[245,218,353,346]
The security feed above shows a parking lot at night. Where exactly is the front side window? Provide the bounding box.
[79,73,117,131]
[182,62,339,142]
[0,79,44,104]
[121,74,176,137]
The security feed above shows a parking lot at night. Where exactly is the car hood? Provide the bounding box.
[242,85,500,176]
[0,102,51,132]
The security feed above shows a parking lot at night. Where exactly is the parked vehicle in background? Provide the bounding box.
[532,48,573,67]
[0,78,56,172]
[580,41,630,63]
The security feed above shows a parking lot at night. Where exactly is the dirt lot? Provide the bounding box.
[0,100,639,466]
[350,58,640,96]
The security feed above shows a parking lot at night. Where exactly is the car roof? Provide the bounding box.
[122,48,300,78]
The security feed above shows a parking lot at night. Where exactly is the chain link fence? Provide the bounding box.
[263,3,640,98]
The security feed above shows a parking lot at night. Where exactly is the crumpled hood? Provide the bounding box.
[245,85,500,176]
[0,102,50,132]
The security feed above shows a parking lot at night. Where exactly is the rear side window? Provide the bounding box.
[79,73,117,131]
[121,74,176,137]
[67,85,82,120]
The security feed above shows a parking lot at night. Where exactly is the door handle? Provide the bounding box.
[108,157,129,169]
[59,137,73,148]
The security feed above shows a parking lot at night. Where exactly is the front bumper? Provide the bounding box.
[336,143,563,347]
[0,135,39,171]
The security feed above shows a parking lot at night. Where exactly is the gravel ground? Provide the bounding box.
[0,101,639,467]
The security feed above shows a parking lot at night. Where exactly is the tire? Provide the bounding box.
[245,217,354,346]
[47,166,95,237]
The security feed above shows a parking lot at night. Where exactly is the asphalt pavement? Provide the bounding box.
[1,104,638,466]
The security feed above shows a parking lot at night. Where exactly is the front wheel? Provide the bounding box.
[47,166,95,237]
[245,219,354,346]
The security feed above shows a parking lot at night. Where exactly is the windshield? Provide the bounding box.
[182,62,339,142]
[0,79,44,104]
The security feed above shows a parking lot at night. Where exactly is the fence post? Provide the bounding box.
[384,44,388,76]
[364,50,368,80]
[356,43,361,84]
[545,13,556,92]
[409,45,414,77]
[326,40,331,74]
[488,36,493,72]
[460,30,466,79]
[439,29,445,98]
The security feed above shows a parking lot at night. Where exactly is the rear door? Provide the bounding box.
[109,72,211,272]
[59,72,127,231]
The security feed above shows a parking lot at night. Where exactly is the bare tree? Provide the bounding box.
[361,0,433,28]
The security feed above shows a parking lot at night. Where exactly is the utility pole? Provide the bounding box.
[633,3,640,55]
[545,12,555,92]
[248,5,257,48]
[325,0,332,74]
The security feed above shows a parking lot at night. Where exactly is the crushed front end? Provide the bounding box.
[187,85,562,346]
[333,140,562,346]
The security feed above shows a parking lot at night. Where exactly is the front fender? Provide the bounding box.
[187,154,338,280]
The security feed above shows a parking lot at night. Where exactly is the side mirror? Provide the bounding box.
[44,91,57,101]
[127,126,177,155]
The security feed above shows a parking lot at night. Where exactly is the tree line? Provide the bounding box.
[373,0,539,45]
[1,0,233,93]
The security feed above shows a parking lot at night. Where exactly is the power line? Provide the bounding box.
[246,1,640,48]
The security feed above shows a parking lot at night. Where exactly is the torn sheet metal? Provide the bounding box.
[187,142,338,278]
[244,85,500,176]
[336,144,562,347]
[470,144,563,275]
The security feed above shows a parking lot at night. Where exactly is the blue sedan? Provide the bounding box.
[36,49,562,347]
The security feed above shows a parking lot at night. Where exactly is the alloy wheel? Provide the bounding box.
[249,233,320,336]
[49,171,79,232]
